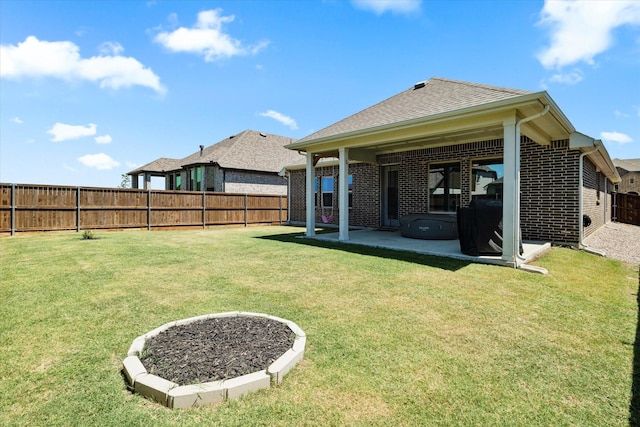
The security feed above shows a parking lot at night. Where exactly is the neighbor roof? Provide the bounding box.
[613,158,640,173]
[128,157,182,175]
[296,77,533,143]
[180,130,304,173]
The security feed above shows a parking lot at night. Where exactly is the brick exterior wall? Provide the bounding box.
[520,139,580,244]
[224,170,288,195]
[581,156,612,238]
[288,137,614,245]
[288,163,380,227]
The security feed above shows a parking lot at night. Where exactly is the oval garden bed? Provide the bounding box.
[122,312,306,409]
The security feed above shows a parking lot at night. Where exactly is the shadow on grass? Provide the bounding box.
[630,270,640,426]
[256,228,471,272]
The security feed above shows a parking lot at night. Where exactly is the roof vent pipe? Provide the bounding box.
[199,145,204,156]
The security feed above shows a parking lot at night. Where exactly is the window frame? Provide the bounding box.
[428,161,461,213]
[470,157,504,201]
[321,176,334,208]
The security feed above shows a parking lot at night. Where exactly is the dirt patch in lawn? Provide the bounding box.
[139,316,295,386]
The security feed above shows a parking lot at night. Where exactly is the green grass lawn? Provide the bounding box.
[1,226,638,426]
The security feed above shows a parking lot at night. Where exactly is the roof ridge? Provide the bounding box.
[428,77,531,95]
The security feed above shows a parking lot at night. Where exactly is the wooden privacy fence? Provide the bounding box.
[613,192,640,226]
[0,184,287,235]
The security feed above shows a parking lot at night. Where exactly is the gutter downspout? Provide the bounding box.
[286,170,291,225]
[513,105,550,268]
[579,144,606,256]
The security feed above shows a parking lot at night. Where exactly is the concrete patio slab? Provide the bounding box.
[307,229,550,269]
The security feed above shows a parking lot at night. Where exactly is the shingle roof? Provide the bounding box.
[613,158,640,173]
[297,77,532,142]
[180,129,304,173]
[128,157,182,174]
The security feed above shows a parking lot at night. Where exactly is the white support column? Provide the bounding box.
[502,117,517,265]
[338,147,349,241]
[305,152,316,237]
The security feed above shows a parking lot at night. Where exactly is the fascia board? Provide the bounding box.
[593,140,622,183]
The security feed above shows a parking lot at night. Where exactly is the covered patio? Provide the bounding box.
[285,79,571,270]
[307,228,551,272]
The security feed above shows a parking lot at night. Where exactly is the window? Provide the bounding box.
[321,176,334,207]
[337,175,353,208]
[429,162,461,212]
[175,175,181,190]
[189,167,202,191]
[471,159,503,201]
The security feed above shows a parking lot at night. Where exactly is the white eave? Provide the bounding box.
[285,91,575,157]
[570,132,622,183]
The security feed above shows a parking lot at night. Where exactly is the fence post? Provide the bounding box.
[76,186,81,232]
[147,189,151,231]
[279,195,283,225]
[244,194,248,227]
[10,183,16,236]
[202,191,206,229]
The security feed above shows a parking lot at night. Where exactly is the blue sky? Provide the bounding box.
[1,0,638,188]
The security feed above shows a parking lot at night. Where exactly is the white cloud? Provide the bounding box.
[99,41,124,56]
[77,153,120,170]
[10,117,23,124]
[601,131,634,144]
[352,0,421,15]
[537,0,640,69]
[154,9,269,62]
[259,110,298,130]
[547,69,583,85]
[95,134,112,144]
[47,122,97,142]
[615,109,630,118]
[0,36,165,94]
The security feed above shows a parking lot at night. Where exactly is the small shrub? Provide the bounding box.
[81,230,98,240]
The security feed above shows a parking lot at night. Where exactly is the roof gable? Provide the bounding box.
[613,158,640,173]
[181,130,304,173]
[128,157,182,174]
[297,77,532,143]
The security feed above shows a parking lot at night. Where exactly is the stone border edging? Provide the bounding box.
[122,311,306,409]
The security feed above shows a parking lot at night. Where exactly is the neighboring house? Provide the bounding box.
[128,130,305,195]
[613,158,640,195]
[283,77,621,267]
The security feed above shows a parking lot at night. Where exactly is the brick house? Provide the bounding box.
[283,78,621,267]
[613,158,640,195]
[129,130,304,195]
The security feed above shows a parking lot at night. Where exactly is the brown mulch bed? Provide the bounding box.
[139,316,295,386]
